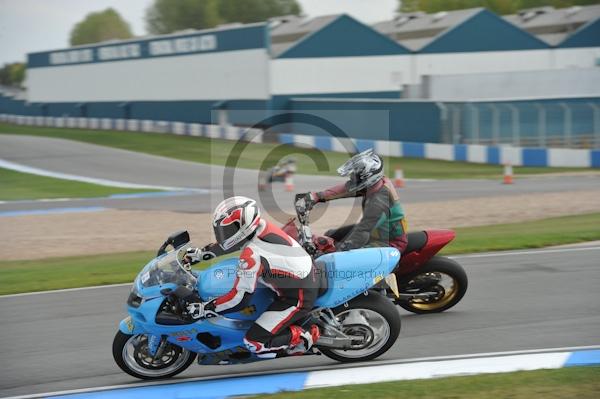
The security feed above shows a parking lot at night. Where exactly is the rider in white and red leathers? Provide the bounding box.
[184,196,321,357]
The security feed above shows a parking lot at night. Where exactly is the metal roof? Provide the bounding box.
[372,5,600,49]
[372,8,484,51]
[503,5,600,45]
[269,14,341,57]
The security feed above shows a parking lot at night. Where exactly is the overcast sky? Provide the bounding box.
[0,0,398,65]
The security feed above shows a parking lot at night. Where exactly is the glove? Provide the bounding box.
[336,241,352,252]
[184,246,217,265]
[297,192,317,211]
[186,301,218,320]
[184,248,202,265]
[186,302,206,319]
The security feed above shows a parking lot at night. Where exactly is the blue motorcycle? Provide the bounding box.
[113,228,401,380]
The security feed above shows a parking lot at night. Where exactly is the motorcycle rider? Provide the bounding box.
[299,148,408,253]
[182,196,321,358]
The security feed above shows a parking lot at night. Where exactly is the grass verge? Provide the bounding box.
[0,167,155,201]
[255,366,600,399]
[444,212,600,255]
[0,123,589,179]
[1,213,599,295]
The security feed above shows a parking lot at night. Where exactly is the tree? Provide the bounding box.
[145,0,302,35]
[399,0,420,12]
[70,8,133,46]
[219,0,302,24]
[0,63,26,88]
[146,0,222,34]
[398,0,600,15]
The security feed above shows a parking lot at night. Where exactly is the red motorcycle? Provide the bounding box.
[282,195,468,314]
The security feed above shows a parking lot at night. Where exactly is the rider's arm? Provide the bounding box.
[186,239,246,265]
[201,241,244,259]
[313,181,359,203]
[208,246,262,314]
[339,190,390,250]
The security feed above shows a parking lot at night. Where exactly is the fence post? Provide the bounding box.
[467,102,479,145]
[487,103,500,145]
[534,103,546,148]
[452,104,462,144]
[587,102,600,149]
[505,104,520,147]
[435,102,450,144]
[558,102,572,148]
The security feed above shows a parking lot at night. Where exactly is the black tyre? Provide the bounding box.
[319,290,401,363]
[397,256,468,314]
[112,331,196,380]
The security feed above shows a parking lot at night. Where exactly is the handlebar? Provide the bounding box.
[294,193,312,225]
[294,194,317,255]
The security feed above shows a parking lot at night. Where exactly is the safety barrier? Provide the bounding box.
[280,133,600,168]
[0,114,264,144]
[1,114,598,168]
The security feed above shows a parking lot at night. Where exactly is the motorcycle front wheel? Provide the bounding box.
[396,256,468,314]
[112,331,196,380]
[319,290,401,362]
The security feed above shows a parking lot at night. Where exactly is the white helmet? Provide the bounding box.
[337,148,384,192]
[212,196,261,250]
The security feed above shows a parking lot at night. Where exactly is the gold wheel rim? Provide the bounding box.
[408,272,459,311]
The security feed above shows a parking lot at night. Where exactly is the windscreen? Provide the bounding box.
[137,247,197,289]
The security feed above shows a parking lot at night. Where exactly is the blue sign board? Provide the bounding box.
[28,24,267,68]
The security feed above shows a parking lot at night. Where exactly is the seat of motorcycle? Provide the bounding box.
[314,260,329,298]
[405,231,428,254]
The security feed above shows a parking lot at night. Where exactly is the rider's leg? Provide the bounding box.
[243,288,318,357]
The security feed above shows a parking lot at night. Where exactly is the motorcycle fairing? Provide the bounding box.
[314,247,400,308]
[119,295,254,353]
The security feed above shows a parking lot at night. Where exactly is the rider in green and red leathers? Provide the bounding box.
[300,149,408,253]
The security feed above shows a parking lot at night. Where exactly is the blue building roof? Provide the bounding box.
[276,15,410,58]
[420,9,549,53]
[559,17,600,48]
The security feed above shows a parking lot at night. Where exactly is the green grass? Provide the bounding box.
[255,366,600,399]
[0,123,590,179]
[0,167,155,201]
[444,212,600,255]
[1,213,599,295]
[0,251,154,295]
[0,250,238,295]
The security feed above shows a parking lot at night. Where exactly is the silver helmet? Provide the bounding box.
[212,196,261,250]
[337,148,384,192]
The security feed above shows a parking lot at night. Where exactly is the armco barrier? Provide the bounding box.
[1,114,598,168]
[8,348,599,399]
[279,133,600,168]
[0,113,263,145]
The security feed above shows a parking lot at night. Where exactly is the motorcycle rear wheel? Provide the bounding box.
[113,331,197,380]
[319,290,401,362]
[396,256,468,314]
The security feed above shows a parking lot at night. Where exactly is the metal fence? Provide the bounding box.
[441,99,600,149]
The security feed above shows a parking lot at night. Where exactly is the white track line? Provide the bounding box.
[5,345,600,399]
[2,245,599,298]
[0,158,200,192]
[451,246,600,259]
[0,283,131,299]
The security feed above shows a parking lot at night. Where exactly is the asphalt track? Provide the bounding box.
[1,134,599,215]
[1,246,599,397]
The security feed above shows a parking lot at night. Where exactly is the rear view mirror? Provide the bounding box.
[157,230,191,256]
[167,230,190,248]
